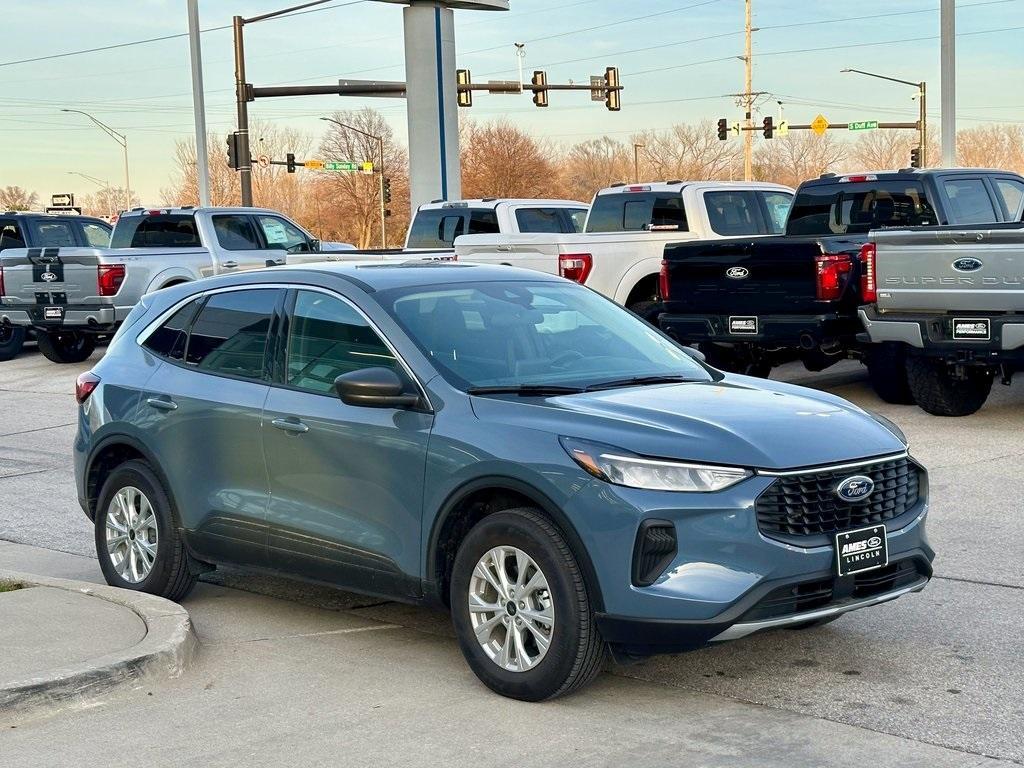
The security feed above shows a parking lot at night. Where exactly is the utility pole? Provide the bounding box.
[633,143,644,182]
[941,0,956,166]
[233,15,252,206]
[187,0,210,206]
[743,0,753,181]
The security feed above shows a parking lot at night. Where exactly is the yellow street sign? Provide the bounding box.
[730,121,741,137]
[361,161,374,174]
[777,120,789,137]
[810,114,829,136]
[304,160,325,170]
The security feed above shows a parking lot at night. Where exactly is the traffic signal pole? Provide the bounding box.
[743,0,753,181]
[233,15,253,206]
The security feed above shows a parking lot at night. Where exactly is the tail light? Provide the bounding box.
[97,264,125,296]
[815,253,853,301]
[558,253,593,284]
[859,243,877,303]
[659,259,670,300]
[75,371,101,404]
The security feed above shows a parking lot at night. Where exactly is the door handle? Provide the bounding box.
[271,418,309,434]
[221,260,239,269]
[495,245,513,252]
[146,397,178,412]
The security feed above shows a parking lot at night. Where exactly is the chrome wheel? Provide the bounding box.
[105,486,158,583]
[469,546,554,672]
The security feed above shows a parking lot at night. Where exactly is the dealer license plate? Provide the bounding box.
[835,524,888,577]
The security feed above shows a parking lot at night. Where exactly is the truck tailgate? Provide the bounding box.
[0,247,123,320]
[873,226,1024,312]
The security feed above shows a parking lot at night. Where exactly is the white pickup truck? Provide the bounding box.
[404,198,589,250]
[0,206,406,363]
[453,181,794,316]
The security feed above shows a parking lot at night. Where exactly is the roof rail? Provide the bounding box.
[429,198,444,204]
[897,167,917,174]
[481,197,498,203]
[609,182,626,188]
[819,172,837,179]
[666,179,683,185]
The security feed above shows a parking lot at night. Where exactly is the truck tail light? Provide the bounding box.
[815,253,852,301]
[859,243,877,303]
[659,259,670,300]
[97,264,125,296]
[75,371,101,404]
[558,253,593,284]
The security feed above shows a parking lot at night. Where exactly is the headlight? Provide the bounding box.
[560,437,751,492]
[867,411,908,446]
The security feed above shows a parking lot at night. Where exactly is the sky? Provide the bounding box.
[1,0,1021,203]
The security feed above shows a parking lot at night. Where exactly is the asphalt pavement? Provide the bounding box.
[0,344,1021,766]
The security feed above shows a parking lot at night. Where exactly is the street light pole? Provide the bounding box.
[320,117,387,248]
[633,143,644,182]
[187,0,211,207]
[840,68,927,166]
[61,109,132,209]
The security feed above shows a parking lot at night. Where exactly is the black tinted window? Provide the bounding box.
[704,191,763,235]
[406,208,498,248]
[0,221,25,251]
[943,178,998,224]
[515,208,564,233]
[787,181,937,235]
[185,289,279,379]
[586,193,688,232]
[468,209,499,235]
[111,214,201,248]
[212,215,261,250]
[287,291,400,395]
[143,298,202,361]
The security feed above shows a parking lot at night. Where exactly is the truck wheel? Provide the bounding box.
[36,331,97,364]
[906,358,993,417]
[866,344,915,405]
[627,300,660,324]
[450,508,605,701]
[0,325,26,361]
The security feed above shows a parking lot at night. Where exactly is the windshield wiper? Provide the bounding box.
[467,384,586,396]
[584,375,699,392]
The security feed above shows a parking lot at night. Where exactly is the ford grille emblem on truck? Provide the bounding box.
[726,267,749,279]
[40,271,58,282]
[836,475,874,503]
[952,257,983,273]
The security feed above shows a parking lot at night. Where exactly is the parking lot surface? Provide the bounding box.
[1,345,1021,766]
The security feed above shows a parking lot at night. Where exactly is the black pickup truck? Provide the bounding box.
[0,212,112,360]
[657,168,1024,402]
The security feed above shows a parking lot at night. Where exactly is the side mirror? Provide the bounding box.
[334,367,420,409]
[309,239,321,252]
[681,346,706,363]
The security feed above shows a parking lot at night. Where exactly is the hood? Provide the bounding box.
[469,376,905,470]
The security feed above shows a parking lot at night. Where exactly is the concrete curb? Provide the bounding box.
[0,569,197,712]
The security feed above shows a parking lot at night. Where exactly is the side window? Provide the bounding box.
[0,220,25,251]
[80,222,112,248]
[995,179,1024,220]
[760,191,793,234]
[29,220,77,247]
[185,289,279,380]
[256,215,309,251]
[439,215,466,245]
[111,214,200,248]
[649,196,687,230]
[467,210,500,235]
[212,215,261,251]
[567,209,587,232]
[622,200,649,230]
[704,191,761,236]
[943,178,998,224]
[286,290,400,395]
[143,298,203,361]
[515,208,565,233]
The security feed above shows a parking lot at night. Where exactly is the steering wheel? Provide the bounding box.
[549,350,585,370]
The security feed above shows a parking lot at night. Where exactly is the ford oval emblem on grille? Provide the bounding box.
[952,257,983,273]
[836,475,874,503]
[726,267,749,279]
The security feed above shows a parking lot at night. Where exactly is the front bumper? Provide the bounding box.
[659,311,861,347]
[859,306,1024,364]
[0,303,127,334]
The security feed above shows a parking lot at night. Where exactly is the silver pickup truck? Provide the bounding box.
[859,223,1024,415]
[0,206,398,363]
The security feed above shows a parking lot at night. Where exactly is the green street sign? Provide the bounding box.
[324,161,361,171]
[848,120,879,131]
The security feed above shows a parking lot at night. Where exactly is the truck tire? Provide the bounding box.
[865,344,915,405]
[0,325,26,361]
[627,300,660,324]
[36,331,97,364]
[906,358,993,417]
[450,508,605,701]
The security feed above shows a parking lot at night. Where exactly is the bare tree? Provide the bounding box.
[459,119,561,199]
[957,124,1024,173]
[79,188,140,218]
[561,137,632,202]
[754,131,846,187]
[0,186,39,211]
[847,127,940,170]
[636,121,741,181]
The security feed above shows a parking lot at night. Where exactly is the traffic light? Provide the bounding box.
[383,177,392,204]
[717,118,728,141]
[531,71,549,108]
[909,146,922,168]
[226,132,240,169]
[286,153,296,173]
[604,66,620,111]
[762,116,774,139]
[457,69,473,108]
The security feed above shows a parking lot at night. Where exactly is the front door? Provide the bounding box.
[262,288,432,598]
[209,213,282,271]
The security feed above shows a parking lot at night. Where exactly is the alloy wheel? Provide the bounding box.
[105,486,159,583]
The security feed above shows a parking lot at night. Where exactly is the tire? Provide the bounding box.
[905,357,993,417]
[94,460,196,601]
[627,300,660,324]
[450,508,605,701]
[866,344,915,405]
[36,331,97,364]
[0,325,26,361]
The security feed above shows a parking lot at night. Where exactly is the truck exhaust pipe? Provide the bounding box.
[799,333,816,350]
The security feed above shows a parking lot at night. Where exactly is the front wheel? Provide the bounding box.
[450,509,605,701]
[0,325,26,361]
[906,357,993,417]
[36,331,96,363]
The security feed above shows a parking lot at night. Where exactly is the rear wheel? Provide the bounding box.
[450,509,605,701]
[0,325,26,361]
[865,344,915,405]
[36,331,96,364]
[906,357,993,417]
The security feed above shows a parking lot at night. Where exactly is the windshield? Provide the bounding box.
[379,280,711,390]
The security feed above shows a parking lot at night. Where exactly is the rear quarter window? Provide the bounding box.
[406,208,498,248]
[111,214,201,248]
[586,192,688,233]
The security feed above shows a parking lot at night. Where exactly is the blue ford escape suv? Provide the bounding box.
[74,263,933,700]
